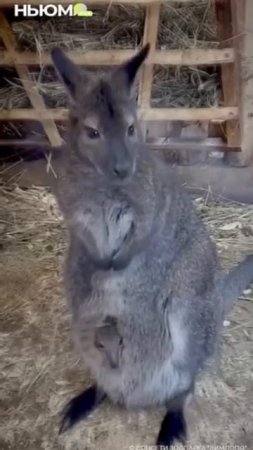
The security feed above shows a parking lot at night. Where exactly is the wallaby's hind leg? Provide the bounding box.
[156,408,186,449]
[156,388,193,449]
[59,385,106,434]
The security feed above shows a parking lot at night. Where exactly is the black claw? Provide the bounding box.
[59,414,72,435]
[156,409,187,449]
[59,385,105,434]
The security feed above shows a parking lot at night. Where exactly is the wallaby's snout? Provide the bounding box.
[111,140,135,181]
[113,163,132,180]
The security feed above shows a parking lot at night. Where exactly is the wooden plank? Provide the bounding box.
[0,12,62,147]
[154,48,234,66]
[0,49,135,66]
[215,0,240,147]
[138,2,160,139]
[15,65,63,147]
[235,0,253,165]
[0,107,239,122]
[141,107,238,122]
[0,137,228,150]
[151,137,228,147]
[0,139,49,147]
[0,109,69,121]
[138,3,160,109]
[0,48,235,67]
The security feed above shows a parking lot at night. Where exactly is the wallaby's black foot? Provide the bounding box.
[59,385,106,434]
[156,409,187,449]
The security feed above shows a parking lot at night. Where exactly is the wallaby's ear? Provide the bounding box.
[51,47,78,97]
[114,43,150,90]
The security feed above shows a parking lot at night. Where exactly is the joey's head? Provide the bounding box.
[51,44,150,183]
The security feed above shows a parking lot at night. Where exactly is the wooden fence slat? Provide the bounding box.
[0,137,228,149]
[141,107,238,122]
[15,65,63,147]
[154,48,234,66]
[0,107,239,122]
[235,0,253,165]
[215,0,240,148]
[0,11,62,147]
[0,48,235,67]
[137,2,160,139]
[138,3,160,109]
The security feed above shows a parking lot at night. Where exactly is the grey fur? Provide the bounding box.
[52,45,253,442]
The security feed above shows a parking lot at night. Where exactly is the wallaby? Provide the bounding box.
[51,44,253,448]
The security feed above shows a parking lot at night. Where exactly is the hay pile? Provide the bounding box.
[12,2,217,52]
[0,183,65,256]
[0,1,221,119]
[152,65,220,108]
[158,1,218,50]
[196,197,253,270]
[0,181,253,449]
[12,5,144,52]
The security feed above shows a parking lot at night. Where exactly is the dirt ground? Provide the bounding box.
[0,183,253,450]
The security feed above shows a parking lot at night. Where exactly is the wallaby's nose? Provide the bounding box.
[113,165,131,180]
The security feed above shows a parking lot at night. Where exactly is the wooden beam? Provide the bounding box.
[0,12,62,147]
[138,3,160,109]
[0,137,228,151]
[0,139,49,147]
[236,0,253,165]
[0,49,134,66]
[137,2,160,139]
[0,48,235,67]
[0,109,68,121]
[154,48,234,66]
[141,107,238,122]
[0,107,239,122]
[14,66,63,146]
[215,0,240,148]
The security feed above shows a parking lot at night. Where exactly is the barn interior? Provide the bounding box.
[0,1,253,449]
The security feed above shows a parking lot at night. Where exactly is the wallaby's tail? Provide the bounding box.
[221,255,253,316]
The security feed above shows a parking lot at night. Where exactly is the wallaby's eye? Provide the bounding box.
[86,127,100,139]
[127,124,135,137]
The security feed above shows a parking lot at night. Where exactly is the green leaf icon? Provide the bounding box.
[74,3,93,17]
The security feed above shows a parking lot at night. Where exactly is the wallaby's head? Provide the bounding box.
[51,44,150,182]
